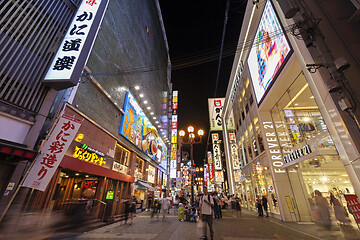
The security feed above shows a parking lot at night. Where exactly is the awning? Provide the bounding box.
[135,180,156,191]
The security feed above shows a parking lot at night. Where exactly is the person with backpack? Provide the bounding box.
[199,187,214,240]
[212,192,221,220]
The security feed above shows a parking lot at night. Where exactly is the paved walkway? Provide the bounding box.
[67,209,360,240]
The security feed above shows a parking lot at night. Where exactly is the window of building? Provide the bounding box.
[114,144,130,166]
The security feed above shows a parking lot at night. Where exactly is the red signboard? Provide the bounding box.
[344,195,360,224]
[208,163,214,182]
[212,133,219,141]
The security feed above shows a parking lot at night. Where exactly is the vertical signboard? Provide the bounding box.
[215,171,224,183]
[212,133,222,170]
[23,114,83,191]
[229,133,240,170]
[44,0,109,90]
[170,91,178,178]
[208,98,225,131]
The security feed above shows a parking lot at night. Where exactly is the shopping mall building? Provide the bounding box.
[222,0,360,224]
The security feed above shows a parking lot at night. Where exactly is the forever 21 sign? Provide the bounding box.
[283,145,312,164]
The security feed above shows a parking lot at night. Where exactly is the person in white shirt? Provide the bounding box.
[199,187,214,240]
[160,195,170,220]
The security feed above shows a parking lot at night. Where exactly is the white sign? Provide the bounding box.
[44,0,108,90]
[229,133,240,170]
[212,133,222,170]
[170,160,177,178]
[208,98,225,131]
[148,165,155,184]
[23,114,83,191]
[215,171,224,183]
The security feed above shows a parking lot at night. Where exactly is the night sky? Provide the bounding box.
[159,0,246,165]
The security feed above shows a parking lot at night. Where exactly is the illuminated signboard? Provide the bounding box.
[229,133,240,170]
[106,190,114,200]
[119,92,167,163]
[208,98,224,131]
[247,0,292,104]
[84,180,99,188]
[212,133,222,170]
[170,91,178,178]
[43,0,109,90]
[148,165,155,184]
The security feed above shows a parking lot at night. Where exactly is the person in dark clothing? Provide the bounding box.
[123,198,130,225]
[129,196,137,225]
[262,196,269,217]
[257,197,263,217]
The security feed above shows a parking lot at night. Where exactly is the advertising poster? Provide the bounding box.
[247,0,292,104]
[148,165,155,184]
[119,92,167,163]
[215,171,224,183]
[344,195,360,224]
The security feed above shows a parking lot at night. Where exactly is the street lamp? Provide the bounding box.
[178,126,204,204]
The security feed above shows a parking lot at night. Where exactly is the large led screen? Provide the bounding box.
[119,92,167,163]
[247,0,292,104]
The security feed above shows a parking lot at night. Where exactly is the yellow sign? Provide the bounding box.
[285,196,294,213]
[73,145,106,166]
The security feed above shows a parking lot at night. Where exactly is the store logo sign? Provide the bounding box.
[283,145,312,164]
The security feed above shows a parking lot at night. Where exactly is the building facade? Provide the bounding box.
[1,0,171,222]
[222,0,360,227]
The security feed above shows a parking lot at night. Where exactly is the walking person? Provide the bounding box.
[262,195,269,217]
[151,199,160,221]
[122,197,130,225]
[230,195,237,217]
[329,193,350,224]
[314,190,331,230]
[199,187,214,240]
[173,195,179,215]
[235,195,242,217]
[129,196,137,225]
[212,192,221,220]
[257,197,263,217]
[160,194,170,221]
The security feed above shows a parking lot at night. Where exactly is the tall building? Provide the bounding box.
[222,0,360,226]
[0,0,171,222]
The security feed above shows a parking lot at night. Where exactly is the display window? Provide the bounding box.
[270,72,357,226]
[114,144,130,175]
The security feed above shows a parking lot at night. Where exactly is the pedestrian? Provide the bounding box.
[230,195,237,217]
[178,203,184,221]
[199,187,214,240]
[314,190,331,230]
[151,199,160,220]
[212,192,221,220]
[147,195,153,211]
[160,194,170,221]
[262,195,269,217]
[122,197,130,225]
[329,193,350,224]
[129,196,137,225]
[173,195,179,215]
[235,195,241,217]
[257,197,263,217]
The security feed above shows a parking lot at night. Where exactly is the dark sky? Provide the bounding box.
[159,0,246,165]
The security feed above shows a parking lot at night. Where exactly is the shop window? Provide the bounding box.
[249,94,253,105]
[245,103,249,114]
[115,144,130,166]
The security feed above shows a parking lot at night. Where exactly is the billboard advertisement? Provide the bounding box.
[247,0,292,104]
[170,91,178,178]
[119,92,167,163]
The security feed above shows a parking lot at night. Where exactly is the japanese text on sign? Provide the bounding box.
[212,133,222,170]
[23,114,82,191]
[208,98,224,131]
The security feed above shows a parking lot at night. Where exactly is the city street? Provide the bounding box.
[57,209,354,240]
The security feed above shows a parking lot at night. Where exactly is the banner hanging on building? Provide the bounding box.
[44,0,109,90]
[215,171,224,183]
[23,114,83,191]
[229,132,240,170]
[212,133,222,170]
[208,98,225,131]
[170,91,178,178]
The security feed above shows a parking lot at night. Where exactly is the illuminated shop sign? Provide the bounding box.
[247,0,292,104]
[215,171,224,183]
[73,144,106,166]
[170,91,178,178]
[44,0,109,90]
[148,165,155,184]
[229,133,240,170]
[283,145,312,164]
[119,92,167,163]
[208,98,224,131]
[84,180,98,189]
[230,61,244,103]
[106,190,114,200]
[212,133,222,170]
[208,163,214,183]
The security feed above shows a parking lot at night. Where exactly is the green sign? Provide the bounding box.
[106,190,114,200]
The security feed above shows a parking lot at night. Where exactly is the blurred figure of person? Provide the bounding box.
[150,199,160,221]
[262,195,269,218]
[235,195,242,217]
[147,195,153,211]
[122,197,130,225]
[230,195,237,217]
[178,203,184,221]
[329,193,350,224]
[257,197,263,217]
[160,194,170,221]
[314,190,331,230]
[129,196,137,225]
[212,192,221,220]
[199,187,214,240]
[271,193,277,208]
[173,195,179,215]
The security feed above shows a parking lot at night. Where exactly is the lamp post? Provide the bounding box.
[179,126,204,204]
